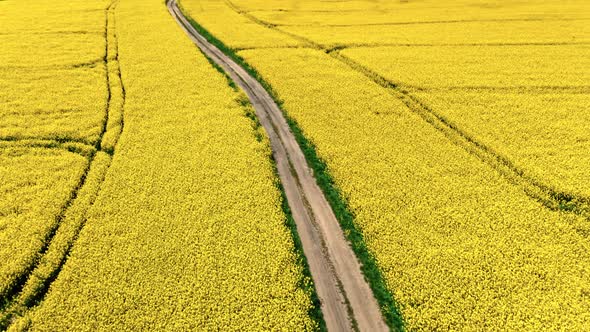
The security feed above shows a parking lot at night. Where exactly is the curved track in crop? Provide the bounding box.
[0,1,126,328]
[168,1,388,331]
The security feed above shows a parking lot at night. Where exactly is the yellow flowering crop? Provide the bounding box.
[236,47,590,330]
[3,0,587,329]
[412,90,590,200]
[0,147,88,301]
[0,0,107,34]
[3,0,319,330]
[341,45,590,199]
[2,0,318,329]
[0,0,109,145]
[226,0,384,12]
[179,0,303,49]
[0,0,111,322]
[0,67,107,145]
[0,34,105,68]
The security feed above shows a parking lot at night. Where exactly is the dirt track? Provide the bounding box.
[167,1,388,331]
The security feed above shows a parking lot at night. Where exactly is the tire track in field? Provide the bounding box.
[328,41,590,49]
[0,138,96,156]
[168,1,389,331]
[222,0,590,222]
[0,0,127,327]
[328,50,590,221]
[234,41,590,52]
[0,135,103,151]
[276,17,590,28]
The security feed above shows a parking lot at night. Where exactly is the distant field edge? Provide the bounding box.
[175,1,406,330]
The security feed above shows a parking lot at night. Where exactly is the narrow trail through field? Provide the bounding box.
[168,1,388,331]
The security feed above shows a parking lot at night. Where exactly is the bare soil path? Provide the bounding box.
[167,1,389,331]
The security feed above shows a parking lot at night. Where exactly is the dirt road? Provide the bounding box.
[167,1,388,331]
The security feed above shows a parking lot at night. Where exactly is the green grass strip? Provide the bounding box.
[237,92,327,332]
[180,15,327,330]
[176,2,406,330]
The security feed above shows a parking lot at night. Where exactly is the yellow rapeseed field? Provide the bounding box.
[0,67,107,144]
[342,45,590,198]
[0,0,108,34]
[2,0,319,330]
[3,0,588,329]
[180,0,303,49]
[0,147,88,301]
[0,0,110,313]
[2,0,318,330]
[181,0,590,329]
[236,48,590,330]
[0,0,109,145]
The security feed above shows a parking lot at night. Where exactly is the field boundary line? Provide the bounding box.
[395,85,590,93]
[0,136,98,151]
[273,17,590,28]
[0,58,105,71]
[0,138,97,157]
[330,41,590,49]
[234,41,590,52]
